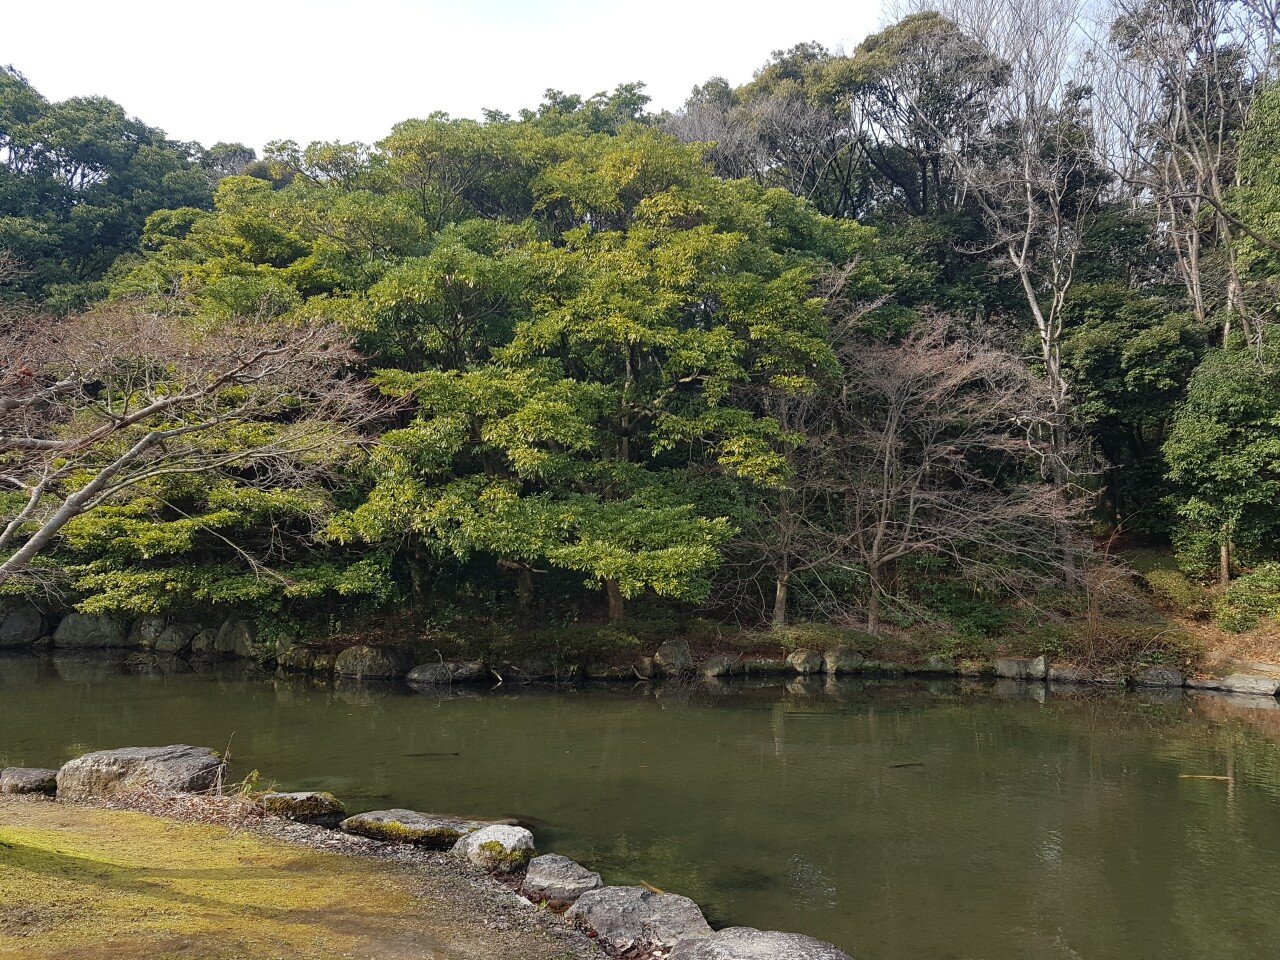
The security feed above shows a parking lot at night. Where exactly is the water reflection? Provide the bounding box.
[3,653,1280,959]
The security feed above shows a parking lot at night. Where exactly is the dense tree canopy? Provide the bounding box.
[3,0,1279,642]
[0,67,214,309]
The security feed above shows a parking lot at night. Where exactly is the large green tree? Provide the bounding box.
[0,67,212,308]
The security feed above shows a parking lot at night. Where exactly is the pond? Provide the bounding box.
[3,652,1280,960]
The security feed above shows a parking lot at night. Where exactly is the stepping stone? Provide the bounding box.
[339,808,489,848]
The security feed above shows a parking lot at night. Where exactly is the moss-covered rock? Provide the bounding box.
[995,656,1047,681]
[740,656,789,675]
[451,824,534,873]
[153,621,201,654]
[53,613,130,649]
[278,646,317,673]
[653,640,693,675]
[339,808,488,848]
[0,605,46,649]
[786,649,823,674]
[823,646,865,674]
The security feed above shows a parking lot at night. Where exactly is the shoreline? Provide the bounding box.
[0,792,601,960]
[1,745,857,959]
[6,643,1280,707]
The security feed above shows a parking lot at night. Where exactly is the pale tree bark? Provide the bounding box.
[901,0,1102,520]
[1092,0,1279,347]
[0,302,379,588]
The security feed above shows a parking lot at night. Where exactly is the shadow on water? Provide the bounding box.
[4,651,1280,960]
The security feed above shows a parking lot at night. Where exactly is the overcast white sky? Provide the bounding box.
[4,0,885,151]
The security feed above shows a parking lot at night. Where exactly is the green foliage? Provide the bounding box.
[1216,563,1280,632]
[1230,81,1280,301]
[48,472,397,620]
[1062,284,1208,531]
[1164,341,1280,573]
[6,41,1278,652]
[772,622,876,653]
[0,67,212,305]
[911,577,1009,640]
[1143,569,1214,620]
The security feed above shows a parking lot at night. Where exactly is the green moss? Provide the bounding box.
[343,816,466,849]
[476,839,532,872]
[773,623,877,653]
[0,800,417,958]
[259,791,344,821]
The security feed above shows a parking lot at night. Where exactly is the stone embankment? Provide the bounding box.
[1,743,855,960]
[6,601,1280,705]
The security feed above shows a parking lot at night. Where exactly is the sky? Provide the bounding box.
[3,0,884,151]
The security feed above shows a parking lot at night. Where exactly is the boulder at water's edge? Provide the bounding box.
[567,885,712,947]
[56,745,224,799]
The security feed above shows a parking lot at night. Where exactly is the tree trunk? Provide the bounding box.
[517,565,535,627]
[605,579,625,625]
[0,431,160,587]
[772,569,789,630]
[408,559,429,607]
[866,563,881,636]
[1220,538,1232,587]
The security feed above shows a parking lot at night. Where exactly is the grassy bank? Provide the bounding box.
[0,798,589,960]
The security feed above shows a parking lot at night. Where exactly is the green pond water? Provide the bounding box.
[4,653,1280,959]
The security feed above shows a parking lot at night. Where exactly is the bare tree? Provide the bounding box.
[889,0,1106,584]
[0,303,378,588]
[725,312,1085,633]
[720,384,845,629]
[1093,0,1279,345]
[823,315,1086,633]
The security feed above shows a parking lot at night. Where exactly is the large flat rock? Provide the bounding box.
[671,927,855,959]
[333,645,411,680]
[56,745,224,799]
[1187,673,1280,696]
[995,656,1046,681]
[1136,667,1184,688]
[524,853,603,903]
[52,613,130,649]
[339,808,490,848]
[566,885,712,947]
